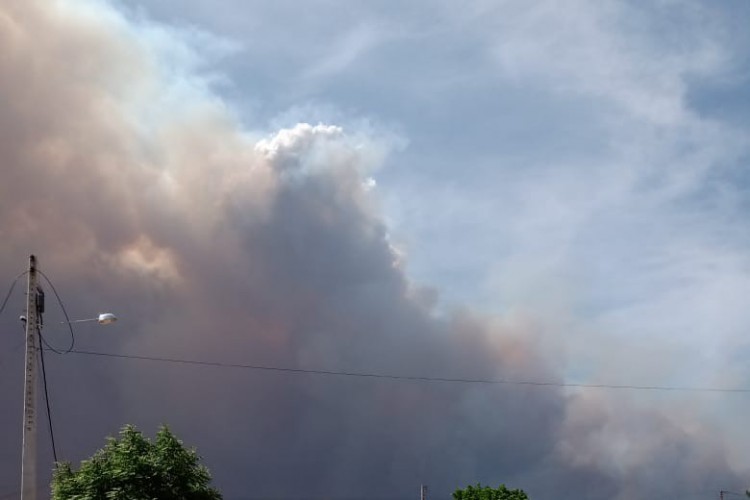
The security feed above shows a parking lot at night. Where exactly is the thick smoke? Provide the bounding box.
[0,1,745,499]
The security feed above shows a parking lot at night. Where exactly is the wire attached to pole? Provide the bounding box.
[37,270,75,354]
[0,271,27,317]
[38,325,58,463]
[30,268,75,464]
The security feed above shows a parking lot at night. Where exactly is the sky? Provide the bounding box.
[1,0,750,499]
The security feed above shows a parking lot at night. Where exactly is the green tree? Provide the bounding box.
[453,483,529,500]
[51,424,222,500]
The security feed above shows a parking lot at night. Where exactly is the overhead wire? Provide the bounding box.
[38,325,59,463]
[56,348,750,394]
[9,269,750,396]
[12,268,750,432]
[10,268,749,398]
[37,269,75,354]
[34,269,74,462]
[0,271,27,318]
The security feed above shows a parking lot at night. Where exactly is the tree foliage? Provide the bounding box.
[51,424,222,500]
[453,483,529,500]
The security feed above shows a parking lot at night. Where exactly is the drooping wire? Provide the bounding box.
[38,324,59,463]
[49,348,750,394]
[37,270,75,354]
[0,271,27,317]
[1,321,27,373]
[32,268,73,463]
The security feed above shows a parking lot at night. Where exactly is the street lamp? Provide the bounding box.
[64,312,118,325]
[20,255,117,500]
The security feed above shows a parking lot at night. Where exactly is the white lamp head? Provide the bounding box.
[97,313,117,325]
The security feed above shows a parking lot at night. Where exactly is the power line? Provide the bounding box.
[57,348,750,394]
[39,327,59,463]
[12,271,750,396]
[38,270,75,353]
[34,269,71,464]
[0,271,26,317]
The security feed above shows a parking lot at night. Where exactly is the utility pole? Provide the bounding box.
[21,255,39,500]
[420,484,427,500]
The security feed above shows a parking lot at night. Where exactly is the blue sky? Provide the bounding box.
[2,0,750,498]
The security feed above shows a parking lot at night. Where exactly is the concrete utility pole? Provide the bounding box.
[420,484,427,500]
[21,254,39,500]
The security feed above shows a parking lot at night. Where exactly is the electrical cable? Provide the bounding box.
[30,269,70,463]
[54,348,750,394]
[39,331,71,355]
[38,324,59,463]
[37,270,75,354]
[0,271,27,317]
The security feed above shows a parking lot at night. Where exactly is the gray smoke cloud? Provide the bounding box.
[0,1,745,499]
